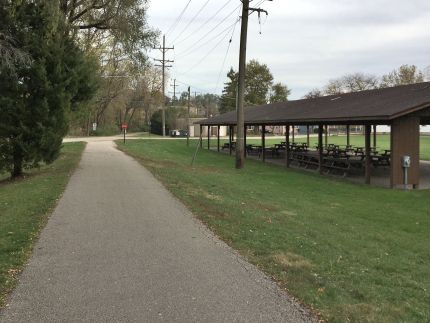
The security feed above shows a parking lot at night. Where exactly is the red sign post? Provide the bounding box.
[122,123,128,143]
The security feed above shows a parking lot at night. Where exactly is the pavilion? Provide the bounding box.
[196,82,430,189]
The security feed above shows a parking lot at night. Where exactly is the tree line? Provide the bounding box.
[303,64,426,98]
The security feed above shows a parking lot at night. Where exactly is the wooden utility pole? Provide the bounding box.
[236,0,269,169]
[187,86,191,147]
[194,91,201,115]
[235,0,249,169]
[154,35,174,136]
[170,78,179,104]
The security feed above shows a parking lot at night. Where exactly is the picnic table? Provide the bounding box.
[290,142,308,152]
[371,149,391,167]
[246,144,261,155]
[222,141,236,150]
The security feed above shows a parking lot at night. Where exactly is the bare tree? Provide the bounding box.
[381,64,424,88]
[302,88,324,99]
[325,73,379,95]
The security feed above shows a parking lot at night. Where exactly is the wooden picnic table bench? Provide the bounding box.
[222,141,236,150]
[371,150,391,167]
[246,144,261,155]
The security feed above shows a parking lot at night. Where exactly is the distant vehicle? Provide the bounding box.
[170,130,188,137]
[170,130,181,137]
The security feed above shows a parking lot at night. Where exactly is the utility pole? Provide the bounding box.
[194,91,201,115]
[154,35,174,136]
[170,78,179,104]
[187,86,191,147]
[235,0,269,169]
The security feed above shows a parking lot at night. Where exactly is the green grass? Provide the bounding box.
[0,142,85,307]
[208,134,430,160]
[117,139,430,322]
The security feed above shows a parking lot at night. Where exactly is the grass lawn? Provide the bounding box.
[0,142,85,307]
[209,134,430,160]
[117,139,429,322]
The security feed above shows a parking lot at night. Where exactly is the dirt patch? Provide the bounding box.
[252,202,280,212]
[273,252,313,271]
[280,210,298,216]
[188,195,228,218]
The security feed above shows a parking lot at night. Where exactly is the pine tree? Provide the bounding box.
[220,68,238,114]
[219,60,280,114]
[0,1,98,178]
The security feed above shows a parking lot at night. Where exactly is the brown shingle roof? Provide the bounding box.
[197,82,430,125]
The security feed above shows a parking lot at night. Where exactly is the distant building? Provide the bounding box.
[176,118,227,137]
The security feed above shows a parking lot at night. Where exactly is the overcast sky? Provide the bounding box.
[147,0,430,99]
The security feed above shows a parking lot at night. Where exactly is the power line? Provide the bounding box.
[174,0,233,46]
[179,19,239,75]
[166,0,192,36]
[176,19,238,59]
[214,7,241,93]
[176,79,211,94]
[172,0,212,44]
[175,4,241,57]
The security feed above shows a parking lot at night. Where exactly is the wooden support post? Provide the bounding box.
[217,126,220,152]
[324,125,328,147]
[318,125,323,174]
[262,125,266,162]
[229,126,232,156]
[292,126,295,143]
[207,126,210,150]
[390,117,420,188]
[286,124,290,167]
[346,125,350,146]
[199,125,203,148]
[373,124,377,149]
[244,125,247,157]
[306,125,310,146]
[365,124,371,185]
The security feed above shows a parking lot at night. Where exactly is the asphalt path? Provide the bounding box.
[0,141,315,322]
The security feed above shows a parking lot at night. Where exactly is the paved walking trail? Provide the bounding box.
[1,141,314,322]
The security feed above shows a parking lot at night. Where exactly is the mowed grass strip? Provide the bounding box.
[0,142,86,307]
[208,134,430,160]
[117,139,429,322]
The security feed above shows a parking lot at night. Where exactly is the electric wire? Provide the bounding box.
[172,0,212,44]
[174,4,241,57]
[214,10,241,93]
[175,18,238,59]
[166,0,192,36]
[172,0,270,96]
[174,0,232,46]
[176,79,211,94]
[180,18,239,76]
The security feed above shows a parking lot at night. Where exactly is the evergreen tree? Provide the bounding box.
[0,0,98,178]
[219,60,285,114]
[220,68,238,114]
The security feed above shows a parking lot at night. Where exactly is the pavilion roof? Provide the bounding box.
[196,82,430,125]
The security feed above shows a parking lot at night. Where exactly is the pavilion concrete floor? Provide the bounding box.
[210,148,430,190]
